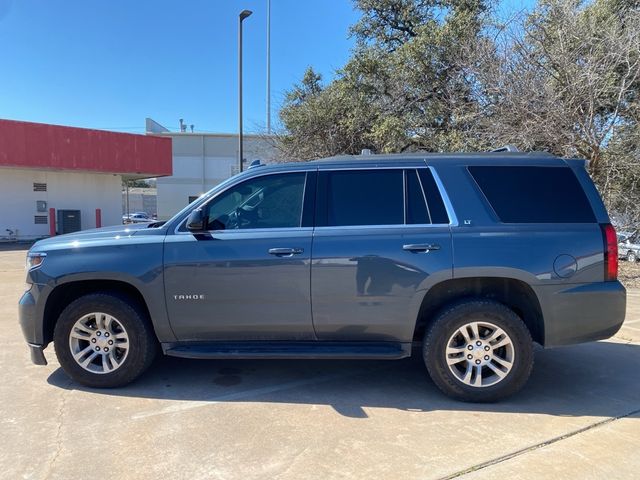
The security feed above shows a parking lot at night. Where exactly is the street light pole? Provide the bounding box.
[266,0,271,135]
[238,9,252,173]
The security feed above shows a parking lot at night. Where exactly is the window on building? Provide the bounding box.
[34,215,48,224]
[33,182,47,192]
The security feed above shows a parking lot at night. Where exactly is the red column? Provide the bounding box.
[48,208,56,236]
[95,208,102,228]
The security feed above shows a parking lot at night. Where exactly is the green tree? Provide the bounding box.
[276,0,640,226]
[278,0,493,160]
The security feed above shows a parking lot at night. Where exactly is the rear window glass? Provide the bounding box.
[468,166,596,223]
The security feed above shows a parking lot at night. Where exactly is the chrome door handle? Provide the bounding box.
[403,244,440,253]
[268,247,304,256]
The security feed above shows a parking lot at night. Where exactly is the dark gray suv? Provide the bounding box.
[19,152,626,401]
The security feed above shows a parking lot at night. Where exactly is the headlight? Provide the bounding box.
[26,252,47,270]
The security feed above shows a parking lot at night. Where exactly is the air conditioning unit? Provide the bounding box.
[57,210,81,234]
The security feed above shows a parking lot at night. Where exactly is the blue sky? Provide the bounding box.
[0,0,533,135]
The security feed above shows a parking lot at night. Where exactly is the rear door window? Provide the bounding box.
[316,168,450,227]
[468,166,596,223]
[320,170,404,226]
[406,170,430,224]
[418,169,449,224]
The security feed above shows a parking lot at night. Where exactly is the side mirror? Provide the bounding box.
[186,208,206,232]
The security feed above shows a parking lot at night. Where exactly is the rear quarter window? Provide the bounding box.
[468,166,596,223]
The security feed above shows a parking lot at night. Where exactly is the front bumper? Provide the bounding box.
[19,285,48,365]
[27,343,47,365]
[537,280,626,347]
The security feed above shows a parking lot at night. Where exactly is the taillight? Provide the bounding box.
[601,223,618,281]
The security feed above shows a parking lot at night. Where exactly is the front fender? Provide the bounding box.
[27,237,175,344]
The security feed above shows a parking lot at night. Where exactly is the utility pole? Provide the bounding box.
[266,0,271,134]
[238,9,253,173]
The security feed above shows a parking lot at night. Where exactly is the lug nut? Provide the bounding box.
[108,340,113,345]
[95,346,100,351]
[91,338,97,343]
[475,359,481,365]
[484,355,490,360]
[484,345,490,351]
[96,331,101,336]
[104,347,109,352]
[467,345,473,350]
[467,354,473,359]
[476,341,482,346]
[104,332,110,337]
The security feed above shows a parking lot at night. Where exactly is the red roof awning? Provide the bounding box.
[0,119,172,177]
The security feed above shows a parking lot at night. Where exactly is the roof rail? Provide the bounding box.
[491,145,519,153]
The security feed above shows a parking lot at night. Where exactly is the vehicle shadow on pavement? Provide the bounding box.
[47,340,640,419]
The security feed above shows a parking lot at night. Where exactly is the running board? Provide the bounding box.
[163,341,412,360]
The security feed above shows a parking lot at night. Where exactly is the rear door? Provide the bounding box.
[310,167,454,342]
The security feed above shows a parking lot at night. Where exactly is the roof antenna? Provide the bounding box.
[491,145,519,153]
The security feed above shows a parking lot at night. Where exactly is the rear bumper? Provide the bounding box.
[537,281,626,347]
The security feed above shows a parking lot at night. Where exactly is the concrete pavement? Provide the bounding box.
[1,247,638,480]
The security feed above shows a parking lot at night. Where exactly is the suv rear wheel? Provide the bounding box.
[53,293,157,388]
[423,299,533,402]
[627,251,637,263]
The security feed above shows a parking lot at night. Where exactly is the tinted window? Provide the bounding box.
[325,170,404,226]
[406,170,430,224]
[469,166,596,223]
[206,172,306,230]
[418,169,449,224]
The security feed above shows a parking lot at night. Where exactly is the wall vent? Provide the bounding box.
[34,215,48,224]
[33,182,47,192]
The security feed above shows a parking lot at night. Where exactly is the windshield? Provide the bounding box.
[164,172,250,229]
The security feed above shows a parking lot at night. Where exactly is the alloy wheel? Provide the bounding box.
[68,312,130,374]
[445,321,515,388]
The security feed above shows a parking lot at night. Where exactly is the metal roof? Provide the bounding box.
[0,119,173,178]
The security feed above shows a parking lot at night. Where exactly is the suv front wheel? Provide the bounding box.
[53,293,157,388]
[423,299,534,402]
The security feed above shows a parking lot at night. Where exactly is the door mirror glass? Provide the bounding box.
[186,208,206,232]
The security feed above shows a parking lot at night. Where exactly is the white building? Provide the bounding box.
[145,118,282,220]
[0,119,172,241]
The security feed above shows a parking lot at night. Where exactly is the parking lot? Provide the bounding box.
[1,246,639,480]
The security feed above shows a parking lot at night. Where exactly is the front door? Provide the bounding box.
[164,170,316,341]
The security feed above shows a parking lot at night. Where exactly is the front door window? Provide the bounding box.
[206,173,306,230]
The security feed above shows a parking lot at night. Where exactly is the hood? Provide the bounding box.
[31,223,160,251]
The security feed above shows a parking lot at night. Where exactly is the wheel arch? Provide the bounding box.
[42,279,153,346]
[413,277,545,346]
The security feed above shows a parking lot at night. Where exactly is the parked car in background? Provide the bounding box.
[122,212,152,224]
[20,151,625,402]
[618,231,640,262]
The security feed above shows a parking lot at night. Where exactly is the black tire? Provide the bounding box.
[423,299,533,402]
[53,292,157,388]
